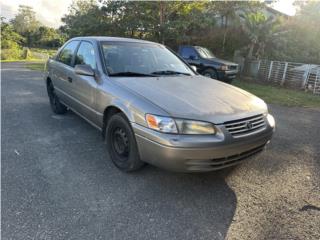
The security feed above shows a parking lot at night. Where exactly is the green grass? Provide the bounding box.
[1,47,57,62]
[0,59,43,63]
[233,80,320,108]
[29,48,57,57]
[25,62,46,71]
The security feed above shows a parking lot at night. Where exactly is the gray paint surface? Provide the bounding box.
[113,75,267,123]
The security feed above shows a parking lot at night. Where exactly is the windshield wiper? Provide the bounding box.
[151,70,191,76]
[109,71,156,77]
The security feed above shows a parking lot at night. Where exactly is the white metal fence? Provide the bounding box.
[245,59,320,95]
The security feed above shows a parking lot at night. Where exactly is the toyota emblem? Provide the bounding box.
[246,122,253,129]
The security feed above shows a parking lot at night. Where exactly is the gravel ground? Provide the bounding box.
[1,62,320,240]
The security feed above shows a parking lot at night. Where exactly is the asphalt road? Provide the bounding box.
[2,62,320,240]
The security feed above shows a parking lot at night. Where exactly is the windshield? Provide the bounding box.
[101,42,194,76]
[196,47,215,59]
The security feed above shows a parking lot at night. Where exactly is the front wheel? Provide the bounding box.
[224,78,233,84]
[105,113,145,172]
[202,68,218,79]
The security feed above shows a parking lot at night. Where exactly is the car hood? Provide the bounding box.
[207,58,238,66]
[113,75,267,123]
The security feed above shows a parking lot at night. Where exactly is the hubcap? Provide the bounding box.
[112,127,129,158]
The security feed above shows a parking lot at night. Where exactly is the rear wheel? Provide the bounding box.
[203,68,218,79]
[105,113,145,172]
[47,80,67,114]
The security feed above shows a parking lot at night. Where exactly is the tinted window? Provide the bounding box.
[180,47,198,59]
[58,41,79,66]
[75,41,96,69]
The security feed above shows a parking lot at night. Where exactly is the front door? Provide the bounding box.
[70,41,99,126]
[52,40,80,107]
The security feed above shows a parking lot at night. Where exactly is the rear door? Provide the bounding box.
[52,40,80,107]
[70,40,99,125]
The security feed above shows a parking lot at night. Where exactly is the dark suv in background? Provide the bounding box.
[178,45,239,83]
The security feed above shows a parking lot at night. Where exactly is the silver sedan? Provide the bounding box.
[45,36,275,172]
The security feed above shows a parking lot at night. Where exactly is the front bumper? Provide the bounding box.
[218,69,238,81]
[132,121,274,172]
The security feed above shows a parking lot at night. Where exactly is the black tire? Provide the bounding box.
[202,68,218,79]
[105,113,145,172]
[47,80,67,114]
[224,78,233,84]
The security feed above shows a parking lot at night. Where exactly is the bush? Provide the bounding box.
[0,38,25,60]
[1,48,23,60]
[0,45,58,61]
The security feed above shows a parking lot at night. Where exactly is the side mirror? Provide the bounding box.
[190,65,197,72]
[189,55,198,60]
[75,64,95,76]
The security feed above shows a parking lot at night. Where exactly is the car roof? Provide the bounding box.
[71,36,159,45]
[179,45,205,49]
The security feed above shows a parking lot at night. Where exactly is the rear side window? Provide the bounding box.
[57,41,79,66]
[75,41,96,69]
[180,47,198,59]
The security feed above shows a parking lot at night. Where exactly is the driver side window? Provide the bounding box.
[75,41,96,69]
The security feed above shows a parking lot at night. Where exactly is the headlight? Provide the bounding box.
[146,114,216,135]
[221,65,228,71]
[146,114,178,133]
[176,119,216,134]
[267,114,275,128]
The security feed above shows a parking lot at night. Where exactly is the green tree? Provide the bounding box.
[34,26,65,47]
[1,17,24,49]
[61,1,215,45]
[11,5,41,46]
[60,0,108,37]
[1,17,24,59]
[276,1,320,63]
[240,12,281,59]
[211,1,263,54]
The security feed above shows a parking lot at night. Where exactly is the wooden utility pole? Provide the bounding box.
[159,1,165,44]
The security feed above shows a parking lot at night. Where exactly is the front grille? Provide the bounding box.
[224,114,266,137]
[186,144,266,171]
[229,65,238,70]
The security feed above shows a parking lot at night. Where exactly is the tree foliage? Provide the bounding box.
[1,17,24,49]
[10,5,41,46]
[240,12,281,59]
[6,5,65,48]
[2,1,320,64]
[59,1,267,58]
[1,17,25,60]
[270,1,320,64]
[33,26,65,47]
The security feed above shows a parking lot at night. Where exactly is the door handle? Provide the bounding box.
[67,77,72,83]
